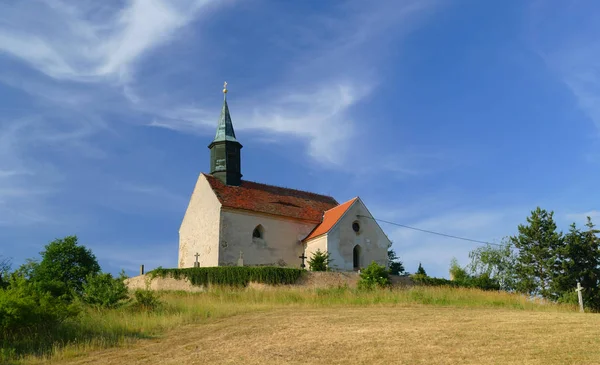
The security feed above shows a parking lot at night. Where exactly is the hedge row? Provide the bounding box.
[411,274,500,291]
[149,266,305,287]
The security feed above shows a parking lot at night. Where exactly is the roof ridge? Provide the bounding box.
[322,197,358,213]
[240,178,337,202]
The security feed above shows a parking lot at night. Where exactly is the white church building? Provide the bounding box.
[178,84,390,271]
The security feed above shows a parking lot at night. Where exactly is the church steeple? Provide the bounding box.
[208,82,243,186]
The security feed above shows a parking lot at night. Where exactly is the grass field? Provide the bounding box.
[14,286,600,364]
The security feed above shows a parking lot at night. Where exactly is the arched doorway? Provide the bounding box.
[353,245,361,270]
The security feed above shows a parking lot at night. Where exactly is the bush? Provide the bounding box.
[0,275,80,337]
[411,273,500,291]
[133,290,161,311]
[307,249,332,271]
[149,266,304,288]
[82,271,129,309]
[358,261,391,290]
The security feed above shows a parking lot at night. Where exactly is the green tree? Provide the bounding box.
[307,249,332,272]
[510,207,562,298]
[0,255,11,289]
[449,258,469,281]
[554,218,600,310]
[34,236,101,298]
[387,244,405,275]
[467,240,517,291]
[416,262,427,276]
[82,271,129,309]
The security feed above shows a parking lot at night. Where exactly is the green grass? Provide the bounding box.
[8,286,577,364]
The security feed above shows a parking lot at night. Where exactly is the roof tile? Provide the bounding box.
[303,197,357,241]
[203,173,338,222]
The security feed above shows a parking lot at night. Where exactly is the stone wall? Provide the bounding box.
[125,272,413,292]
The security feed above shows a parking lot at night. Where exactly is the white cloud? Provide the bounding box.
[528,2,600,132]
[0,0,215,81]
[565,210,600,224]
[146,0,441,168]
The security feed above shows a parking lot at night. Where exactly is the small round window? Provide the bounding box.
[352,222,360,233]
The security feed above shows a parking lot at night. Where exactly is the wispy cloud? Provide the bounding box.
[528,1,600,132]
[565,210,600,224]
[0,0,217,82]
[145,0,443,169]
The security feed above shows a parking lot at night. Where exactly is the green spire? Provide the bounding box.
[211,81,239,144]
[208,81,243,186]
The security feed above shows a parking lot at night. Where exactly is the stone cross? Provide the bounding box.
[299,253,307,269]
[576,281,584,313]
[194,252,200,268]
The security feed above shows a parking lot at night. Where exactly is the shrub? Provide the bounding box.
[133,290,161,311]
[149,266,304,288]
[358,261,391,290]
[308,249,332,271]
[82,271,129,309]
[0,275,80,337]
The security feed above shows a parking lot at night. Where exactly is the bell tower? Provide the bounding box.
[208,82,243,186]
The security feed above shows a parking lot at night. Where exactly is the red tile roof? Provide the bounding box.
[303,197,357,241]
[203,173,338,222]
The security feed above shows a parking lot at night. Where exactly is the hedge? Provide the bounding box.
[411,274,500,291]
[149,266,305,287]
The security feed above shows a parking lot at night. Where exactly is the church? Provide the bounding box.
[178,83,391,271]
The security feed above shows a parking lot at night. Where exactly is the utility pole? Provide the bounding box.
[576,281,584,313]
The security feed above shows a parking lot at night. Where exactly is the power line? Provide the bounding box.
[357,215,505,247]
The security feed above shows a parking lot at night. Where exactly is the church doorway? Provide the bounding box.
[353,245,361,270]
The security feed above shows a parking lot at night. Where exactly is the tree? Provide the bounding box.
[554,218,600,310]
[34,236,101,298]
[416,262,427,276]
[387,244,405,275]
[449,258,468,281]
[307,249,332,272]
[467,240,517,291]
[0,255,11,288]
[510,207,562,298]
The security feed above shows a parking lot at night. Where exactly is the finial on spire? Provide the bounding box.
[223,81,228,94]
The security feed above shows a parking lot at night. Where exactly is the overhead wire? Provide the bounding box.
[356,215,507,247]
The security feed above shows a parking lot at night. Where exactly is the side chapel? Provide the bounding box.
[178,83,391,271]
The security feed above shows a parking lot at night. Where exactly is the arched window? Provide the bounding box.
[252,225,264,239]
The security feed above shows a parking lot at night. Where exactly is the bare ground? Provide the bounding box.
[50,305,600,365]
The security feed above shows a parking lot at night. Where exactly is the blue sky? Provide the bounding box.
[1,0,599,278]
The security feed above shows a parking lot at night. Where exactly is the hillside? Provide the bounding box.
[18,286,600,365]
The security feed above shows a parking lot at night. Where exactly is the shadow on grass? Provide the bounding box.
[1,319,155,363]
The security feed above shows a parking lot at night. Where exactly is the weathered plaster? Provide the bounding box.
[305,235,327,269]
[329,198,390,270]
[178,174,222,268]
[219,209,317,268]
[305,198,390,271]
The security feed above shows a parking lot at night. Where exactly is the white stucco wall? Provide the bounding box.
[325,198,390,271]
[305,235,327,270]
[219,209,317,268]
[178,174,222,268]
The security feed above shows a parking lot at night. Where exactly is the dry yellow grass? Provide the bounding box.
[23,287,600,365]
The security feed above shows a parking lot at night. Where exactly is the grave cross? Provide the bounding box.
[194,252,200,268]
[576,281,584,313]
[299,253,307,270]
